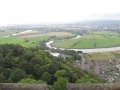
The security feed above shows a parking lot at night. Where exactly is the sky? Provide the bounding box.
[0,0,120,25]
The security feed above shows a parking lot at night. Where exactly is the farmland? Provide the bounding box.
[46,32,74,37]
[52,31,120,49]
[0,31,74,48]
[0,36,48,47]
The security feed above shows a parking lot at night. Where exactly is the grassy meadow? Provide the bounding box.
[52,31,120,49]
[0,36,48,47]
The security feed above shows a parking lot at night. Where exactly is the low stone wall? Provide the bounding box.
[68,83,120,90]
[0,83,48,90]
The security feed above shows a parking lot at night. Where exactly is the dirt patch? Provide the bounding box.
[16,31,43,38]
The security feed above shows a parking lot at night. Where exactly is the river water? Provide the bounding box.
[45,35,120,53]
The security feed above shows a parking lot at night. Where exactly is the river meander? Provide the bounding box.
[45,35,120,53]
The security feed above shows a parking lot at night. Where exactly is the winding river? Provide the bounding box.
[45,35,120,53]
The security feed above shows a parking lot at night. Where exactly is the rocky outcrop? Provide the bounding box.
[68,83,120,90]
[0,83,48,90]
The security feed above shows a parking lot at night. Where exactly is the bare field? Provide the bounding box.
[17,33,44,38]
[0,31,17,36]
[16,31,42,38]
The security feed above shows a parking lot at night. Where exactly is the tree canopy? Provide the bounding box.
[0,44,104,90]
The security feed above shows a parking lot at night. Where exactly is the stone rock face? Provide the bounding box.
[0,83,48,90]
[68,83,120,90]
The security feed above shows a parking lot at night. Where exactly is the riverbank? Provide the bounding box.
[45,35,120,53]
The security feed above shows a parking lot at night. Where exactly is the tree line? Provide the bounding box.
[0,44,104,90]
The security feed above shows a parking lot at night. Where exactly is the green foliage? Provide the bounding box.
[19,78,46,84]
[36,80,46,84]
[2,68,11,79]
[68,70,78,83]
[0,73,6,83]
[0,44,103,89]
[19,78,37,83]
[76,75,101,83]
[40,72,52,84]
[48,61,62,74]
[54,70,67,78]
[53,77,68,90]
[9,68,27,82]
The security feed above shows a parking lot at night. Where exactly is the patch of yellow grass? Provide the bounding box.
[47,32,74,37]
[84,50,120,61]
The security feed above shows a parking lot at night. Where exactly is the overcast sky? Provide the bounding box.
[0,0,120,25]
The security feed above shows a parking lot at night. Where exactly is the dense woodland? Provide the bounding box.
[0,44,104,90]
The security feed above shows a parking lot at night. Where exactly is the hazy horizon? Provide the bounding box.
[0,0,120,26]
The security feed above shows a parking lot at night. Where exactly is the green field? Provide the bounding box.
[52,31,120,49]
[0,36,48,47]
[0,31,75,48]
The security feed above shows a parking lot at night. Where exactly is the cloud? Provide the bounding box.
[0,0,120,25]
[92,13,120,20]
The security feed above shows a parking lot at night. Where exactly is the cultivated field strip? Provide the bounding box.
[52,31,120,49]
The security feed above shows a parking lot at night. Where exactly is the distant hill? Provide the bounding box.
[76,20,120,25]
